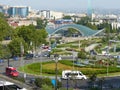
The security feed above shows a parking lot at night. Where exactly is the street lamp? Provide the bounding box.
[20,42,26,79]
[54,54,59,90]
[40,46,42,76]
[72,50,75,70]
[106,46,109,76]
[66,73,69,90]
[48,35,51,48]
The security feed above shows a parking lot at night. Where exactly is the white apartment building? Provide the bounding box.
[50,11,63,20]
[18,20,37,26]
[111,22,120,29]
[28,10,64,20]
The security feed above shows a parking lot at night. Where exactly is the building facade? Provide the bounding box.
[8,6,29,17]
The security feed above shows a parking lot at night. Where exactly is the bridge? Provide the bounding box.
[46,24,104,36]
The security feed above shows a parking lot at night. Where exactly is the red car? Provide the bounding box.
[6,67,19,77]
[42,46,49,49]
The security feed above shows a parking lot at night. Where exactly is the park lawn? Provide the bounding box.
[42,62,103,71]
[19,62,104,76]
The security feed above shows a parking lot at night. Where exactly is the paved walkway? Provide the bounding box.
[85,43,99,52]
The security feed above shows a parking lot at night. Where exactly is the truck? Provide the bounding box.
[62,70,87,80]
[6,66,19,77]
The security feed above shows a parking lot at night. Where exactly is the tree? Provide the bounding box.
[77,16,91,25]
[78,51,86,59]
[8,37,28,56]
[42,84,53,90]
[0,44,11,59]
[0,12,5,19]
[0,17,12,41]
[76,16,98,30]
[64,28,79,37]
[89,74,97,89]
[36,18,47,29]
[17,25,35,44]
[32,29,48,47]
[62,15,71,19]
[7,23,48,56]
[35,78,53,88]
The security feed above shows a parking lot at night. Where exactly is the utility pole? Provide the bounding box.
[72,50,75,70]
[54,54,59,90]
[40,46,42,76]
[20,42,26,79]
[107,25,110,76]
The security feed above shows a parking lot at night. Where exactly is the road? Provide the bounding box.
[1,55,120,90]
[61,76,120,90]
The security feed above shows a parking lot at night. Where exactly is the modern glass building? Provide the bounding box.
[0,5,7,14]
[0,6,3,13]
[8,6,29,17]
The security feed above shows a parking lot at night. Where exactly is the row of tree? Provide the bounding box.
[0,13,48,58]
[63,15,119,33]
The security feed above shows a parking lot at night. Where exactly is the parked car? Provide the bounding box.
[24,54,34,60]
[0,59,4,63]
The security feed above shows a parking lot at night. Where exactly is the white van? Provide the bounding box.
[0,81,27,90]
[62,70,87,80]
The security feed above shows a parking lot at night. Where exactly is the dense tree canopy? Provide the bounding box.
[0,17,12,41]
[9,25,48,56]
[8,37,28,56]
[76,16,98,30]
[62,15,72,19]
[36,18,47,29]
[0,12,5,19]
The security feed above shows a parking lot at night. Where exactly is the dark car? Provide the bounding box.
[24,54,34,60]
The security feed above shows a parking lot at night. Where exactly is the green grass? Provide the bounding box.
[18,60,120,77]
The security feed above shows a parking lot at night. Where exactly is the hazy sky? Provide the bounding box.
[0,0,120,11]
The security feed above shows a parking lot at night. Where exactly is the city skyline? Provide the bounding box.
[0,0,120,11]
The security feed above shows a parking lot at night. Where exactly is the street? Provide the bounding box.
[1,55,120,90]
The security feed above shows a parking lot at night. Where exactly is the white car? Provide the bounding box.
[62,70,87,80]
[0,81,27,90]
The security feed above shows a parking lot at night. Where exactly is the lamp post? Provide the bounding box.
[54,54,59,90]
[20,42,26,79]
[106,46,109,76]
[40,46,42,76]
[66,73,69,90]
[49,35,51,48]
[72,50,75,70]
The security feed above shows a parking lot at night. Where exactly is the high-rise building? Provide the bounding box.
[40,10,50,19]
[0,4,8,14]
[8,6,29,17]
[38,10,63,20]
[87,0,92,16]
[0,5,3,13]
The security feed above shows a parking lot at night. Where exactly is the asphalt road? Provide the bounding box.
[1,55,120,90]
[61,76,120,90]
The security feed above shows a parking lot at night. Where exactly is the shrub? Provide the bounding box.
[42,84,53,90]
[34,78,43,88]
[57,80,62,88]
[11,77,25,83]
[78,51,87,59]
[34,77,53,88]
